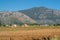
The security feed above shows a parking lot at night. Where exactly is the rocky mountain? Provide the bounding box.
[0,7,60,25]
[0,12,36,25]
[19,7,60,24]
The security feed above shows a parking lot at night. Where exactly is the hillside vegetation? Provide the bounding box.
[0,7,60,25]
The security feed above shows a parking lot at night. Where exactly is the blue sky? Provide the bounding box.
[0,0,60,11]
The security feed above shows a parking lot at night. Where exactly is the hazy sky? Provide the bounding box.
[0,0,60,11]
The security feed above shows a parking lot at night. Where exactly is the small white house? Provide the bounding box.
[6,25,9,27]
[11,24,17,27]
[21,24,28,27]
[40,24,49,26]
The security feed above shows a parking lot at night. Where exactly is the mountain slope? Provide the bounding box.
[0,12,36,25]
[19,7,60,24]
[0,7,60,25]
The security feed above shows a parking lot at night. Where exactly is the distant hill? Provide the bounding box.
[0,7,60,25]
[0,12,36,25]
[19,7,60,24]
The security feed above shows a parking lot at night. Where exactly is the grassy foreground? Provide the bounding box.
[0,26,60,31]
[0,26,60,40]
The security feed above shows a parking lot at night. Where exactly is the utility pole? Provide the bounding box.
[52,9,54,20]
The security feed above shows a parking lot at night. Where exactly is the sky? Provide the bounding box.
[0,0,60,11]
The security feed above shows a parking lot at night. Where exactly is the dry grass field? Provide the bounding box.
[0,26,60,40]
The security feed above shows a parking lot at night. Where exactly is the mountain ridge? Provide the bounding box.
[19,7,60,24]
[0,7,60,25]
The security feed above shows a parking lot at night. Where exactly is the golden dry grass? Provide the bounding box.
[0,26,60,40]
